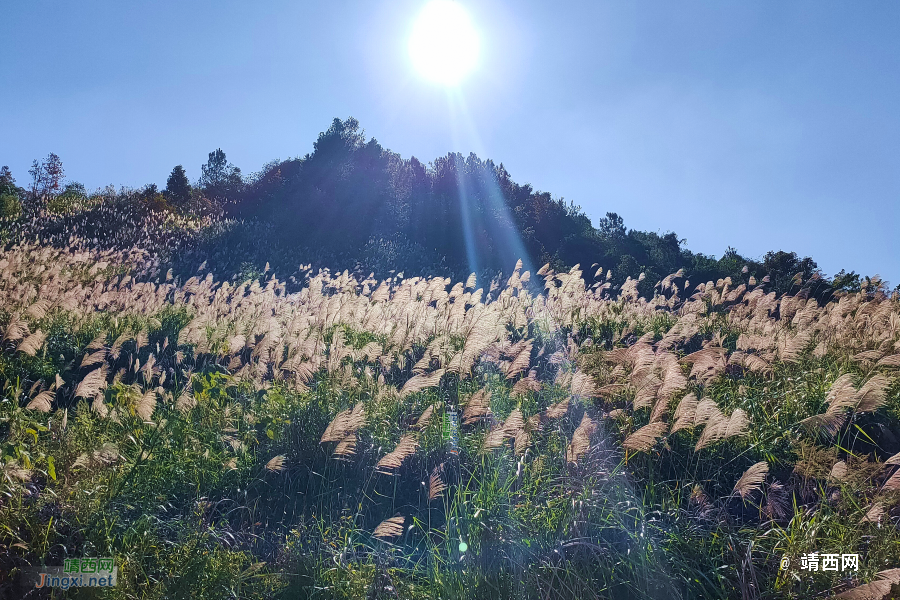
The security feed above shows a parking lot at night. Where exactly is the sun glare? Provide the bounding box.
[409,0,479,86]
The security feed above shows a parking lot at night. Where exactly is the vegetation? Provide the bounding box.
[0,119,898,599]
[0,118,888,298]
[0,237,898,598]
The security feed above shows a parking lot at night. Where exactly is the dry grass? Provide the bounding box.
[732,461,769,500]
[372,515,405,540]
[1,241,900,600]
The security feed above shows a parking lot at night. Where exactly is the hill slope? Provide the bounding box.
[1,240,899,599]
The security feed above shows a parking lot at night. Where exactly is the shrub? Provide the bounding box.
[0,193,22,218]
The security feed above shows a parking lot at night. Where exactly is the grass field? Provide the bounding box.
[1,239,899,599]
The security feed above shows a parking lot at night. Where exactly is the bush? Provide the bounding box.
[0,193,22,218]
[144,192,173,213]
[47,190,87,214]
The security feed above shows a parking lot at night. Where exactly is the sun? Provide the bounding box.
[409,0,479,86]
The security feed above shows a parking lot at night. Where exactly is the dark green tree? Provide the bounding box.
[61,182,86,197]
[218,117,833,298]
[615,254,641,285]
[141,183,170,212]
[0,167,21,218]
[598,212,626,240]
[762,250,818,296]
[48,181,87,213]
[0,166,16,196]
[165,165,192,206]
[200,149,243,201]
[831,269,861,293]
[717,246,751,281]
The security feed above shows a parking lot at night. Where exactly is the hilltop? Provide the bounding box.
[0,118,879,299]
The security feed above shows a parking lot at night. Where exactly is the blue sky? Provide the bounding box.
[4,1,899,282]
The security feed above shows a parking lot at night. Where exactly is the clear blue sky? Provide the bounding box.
[4,1,899,282]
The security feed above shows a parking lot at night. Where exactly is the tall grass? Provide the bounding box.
[0,240,899,599]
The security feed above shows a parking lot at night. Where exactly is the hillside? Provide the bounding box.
[1,120,899,599]
[0,235,899,599]
[0,118,878,300]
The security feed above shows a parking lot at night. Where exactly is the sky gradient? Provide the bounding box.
[4,1,899,283]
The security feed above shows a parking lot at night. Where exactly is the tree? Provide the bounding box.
[0,167,21,218]
[200,149,242,201]
[598,212,626,240]
[762,250,818,296]
[141,183,169,212]
[44,153,64,195]
[61,182,86,197]
[0,166,19,198]
[0,194,21,218]
[28,160,45,201]
[28,153,65,203]
[312,117,366,158]
[201,149,227,189]
[717,246,752,280]
[206,117,834,295]
[273,117,386,250]
[831,269,861,293]
[615,254,641,285]
[165,165,191,206]
[48,181,87,213]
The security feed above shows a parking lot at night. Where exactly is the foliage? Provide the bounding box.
[2,119,898,599]
[28,153,65,204]
[200,149,243,202]
[0,240,898,600]
[0,194,21,219]
[0,166,19,198]
[165,165,192,207]
[47,182,88,214]
[9,120,878,300]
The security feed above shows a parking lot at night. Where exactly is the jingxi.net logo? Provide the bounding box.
[27,557,117,590]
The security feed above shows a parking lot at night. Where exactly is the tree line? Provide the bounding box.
[0,117,880,298]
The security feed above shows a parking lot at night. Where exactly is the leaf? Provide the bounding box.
[47,456,56,481]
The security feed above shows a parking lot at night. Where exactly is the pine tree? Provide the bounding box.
[165,165,192,206]
[200,149,242,201]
